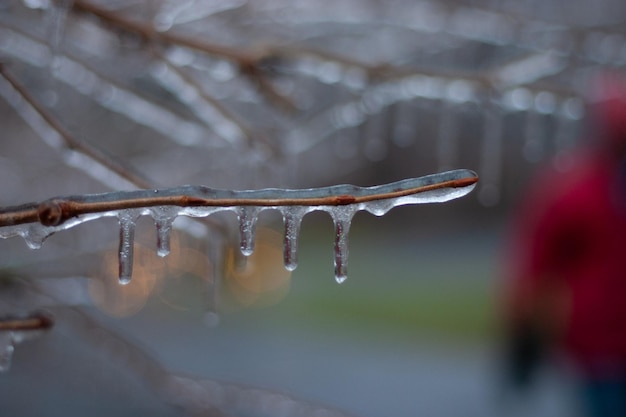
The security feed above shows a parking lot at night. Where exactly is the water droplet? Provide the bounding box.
[118,211,138,285]
[364,200,394,216]
[281,207,306,271]
[238,207,259,256]
[23,225,50,249]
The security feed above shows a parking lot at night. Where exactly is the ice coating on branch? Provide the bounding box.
[0,312,53,372]
[118,210,138,285]
[0,170,477,283]
[281,206,308,271]
[237,207,260,256]
[329,207,356,284]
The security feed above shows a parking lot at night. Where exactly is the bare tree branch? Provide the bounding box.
[0,171,477,228]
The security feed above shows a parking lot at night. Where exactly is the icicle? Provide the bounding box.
[0,332,14,372]
[281,207,307,271]
[237,207,260,257]
[151,206,177,257]
[330,208,356,284]
[0,312,53,372]
[117,211,138,285]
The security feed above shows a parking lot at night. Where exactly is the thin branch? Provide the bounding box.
[0,63,231,239]
[0,64,153,189]
[0,312,54,332]
[69,0,296,112]
[153,49,271,150]
[0,170,477,228]
[0,22,216,148]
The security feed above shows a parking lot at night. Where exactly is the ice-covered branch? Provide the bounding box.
[68,0,296,112]
[0,63,152,190]
[0,170,478,283]
[0,311,54,371]
[0,312,54,332]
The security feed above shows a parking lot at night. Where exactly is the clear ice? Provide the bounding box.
[281,207,307,271]
[0,332,15,372]
[329,207,356,284]
[0,170,477,284]
[0,319,52,372]
[118,210,138,285]
[237,207,260,256]
[152,207,177,257]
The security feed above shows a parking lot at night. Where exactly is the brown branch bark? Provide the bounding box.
[0,312,54,332]
[0,175,477,228]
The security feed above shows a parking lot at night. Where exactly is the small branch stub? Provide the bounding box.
[37,200,66,227]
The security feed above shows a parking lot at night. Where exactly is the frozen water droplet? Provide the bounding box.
[118,211,137,285]
[24,225,50,249]
[364,200,394,216]
[335,274,348,284]
[118,275,131,286]
[282,207,306,271]
[237,207,259,256]
[330,208,355,284]
[0,332,15,372]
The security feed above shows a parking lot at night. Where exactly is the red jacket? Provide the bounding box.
[506,148,626,374]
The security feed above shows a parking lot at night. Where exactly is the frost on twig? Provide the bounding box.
[0,170,478,284]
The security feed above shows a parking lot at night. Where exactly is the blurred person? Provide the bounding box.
[502,72,626,417]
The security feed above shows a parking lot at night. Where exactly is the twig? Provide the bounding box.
[0,312,54,332]
[0,64,152,189]
[0,171,477,228]
[69,0,296,112]
[0,63,230,237]
[153,49,270,150]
